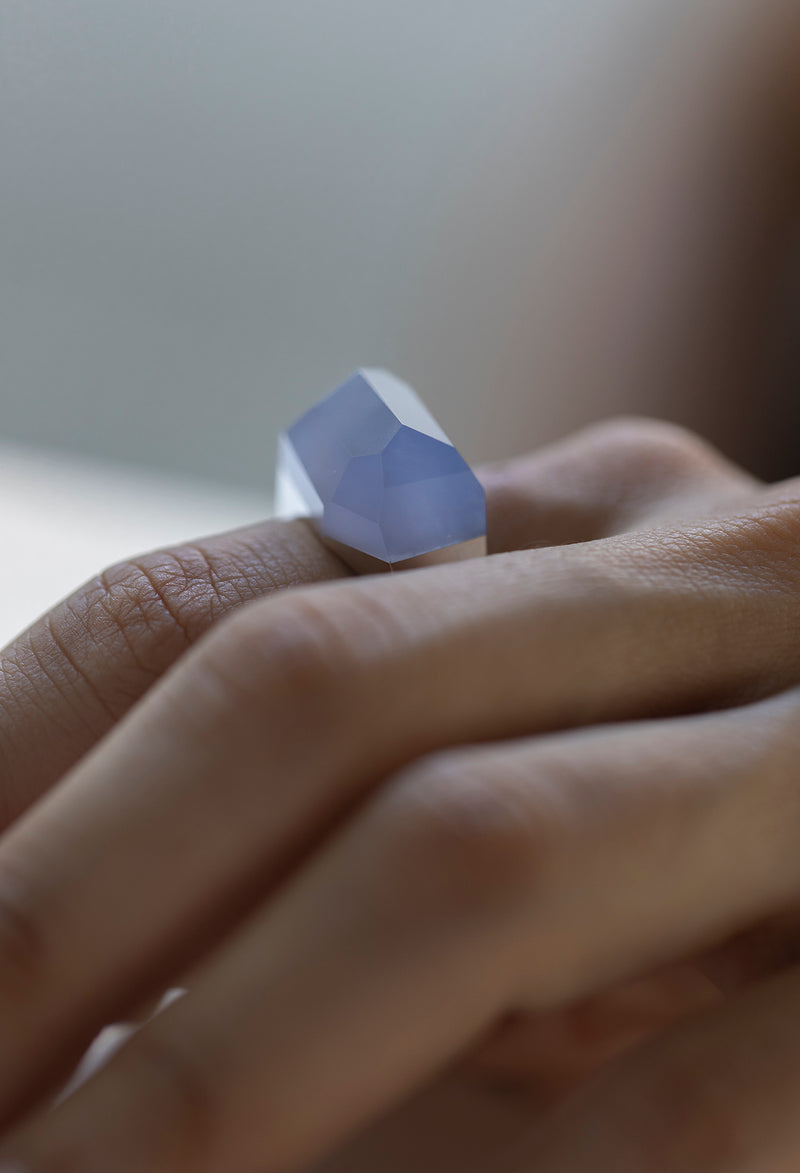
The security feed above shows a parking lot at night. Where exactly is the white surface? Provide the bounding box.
[0,443,269,648]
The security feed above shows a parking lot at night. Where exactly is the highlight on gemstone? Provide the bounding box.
[275,369,486,566]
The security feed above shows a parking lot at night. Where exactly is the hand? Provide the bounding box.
[0,419,799,1172]
[0,513,352,828]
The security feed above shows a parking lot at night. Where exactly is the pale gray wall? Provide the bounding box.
[0,0,637,488]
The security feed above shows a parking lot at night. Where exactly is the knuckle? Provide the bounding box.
[676,498,800,594]
[199,589,359,721]
[738,497,800,563]
[10,543,254,743]
[379,750,545,921]
[585,416,729,484]
[96,546,232,649]
[68,542,256,678]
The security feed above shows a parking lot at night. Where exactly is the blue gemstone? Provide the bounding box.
[276,370,486,565]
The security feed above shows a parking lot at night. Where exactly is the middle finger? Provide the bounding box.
[0,498,799,1116]
[10,682,800,1172]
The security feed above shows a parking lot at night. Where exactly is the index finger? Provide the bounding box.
[0,492,797,1127]
[0,419,753,829]
[0,517,350,827]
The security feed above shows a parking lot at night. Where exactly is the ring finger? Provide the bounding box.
[0,493,799,1121]
[0,416,755,826]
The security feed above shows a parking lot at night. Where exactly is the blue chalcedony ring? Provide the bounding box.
[275,369,487,574]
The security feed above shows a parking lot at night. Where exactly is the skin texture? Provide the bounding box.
[0,518,352,826]
[0,3,797,1170]
[0,422,800,1172]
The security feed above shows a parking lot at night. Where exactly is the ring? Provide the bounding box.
[275,369,487,574]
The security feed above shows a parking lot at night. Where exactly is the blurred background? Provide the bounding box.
[0,0,640,482]
[0,0,630,640]
[1,0,798,642]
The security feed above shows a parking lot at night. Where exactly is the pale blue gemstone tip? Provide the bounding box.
[276,370,486,564]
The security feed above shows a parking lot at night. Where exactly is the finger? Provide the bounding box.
[481,416,757,553]
[306,1069,540,1173]
[8,687,800,1172]
[465,961,723,1106]
[511,963,800,1172]
[0,418,756,825]
[0,419,675,824]
[0,517,351,826]
[1,499,800,1117]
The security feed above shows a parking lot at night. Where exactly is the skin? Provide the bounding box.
[0,423,797,1172]
[0,3,797,1171]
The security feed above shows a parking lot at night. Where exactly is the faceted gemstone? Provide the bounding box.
[275,369,486,570]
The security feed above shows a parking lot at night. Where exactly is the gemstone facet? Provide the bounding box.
[275,370,486,572]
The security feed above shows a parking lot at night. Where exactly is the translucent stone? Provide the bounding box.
[275,370,486,570]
